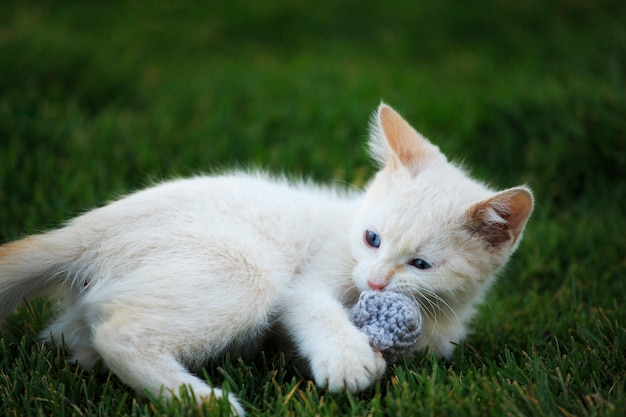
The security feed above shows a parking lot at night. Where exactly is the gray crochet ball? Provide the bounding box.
[349,290,422,361]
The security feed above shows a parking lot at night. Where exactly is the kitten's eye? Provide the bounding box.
[364,230,381,248]
[409,258,432,270]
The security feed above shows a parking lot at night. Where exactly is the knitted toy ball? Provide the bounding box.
[349,290,422,361]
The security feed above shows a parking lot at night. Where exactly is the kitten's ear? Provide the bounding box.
[368,103,444,173]
[466,187,534,248]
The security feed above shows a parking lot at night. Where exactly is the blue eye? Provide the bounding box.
[364,230,381,248]
[409,258,432,270]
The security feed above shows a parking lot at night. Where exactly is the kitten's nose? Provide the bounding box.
[367,280,387,290]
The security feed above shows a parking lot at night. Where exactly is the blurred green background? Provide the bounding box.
[0,1,624,416]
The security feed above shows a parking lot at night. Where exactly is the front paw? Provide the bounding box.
[311,331,386,393]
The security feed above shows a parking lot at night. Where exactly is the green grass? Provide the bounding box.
[1,0,624,415]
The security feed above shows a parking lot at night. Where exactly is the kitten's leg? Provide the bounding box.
[92,319,245,416]
[281,284,386,392]
[43,307,101,369]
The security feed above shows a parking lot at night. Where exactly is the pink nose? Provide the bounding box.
[368,280,387,290]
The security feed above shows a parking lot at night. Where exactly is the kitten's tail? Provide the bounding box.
[0,229,83,319]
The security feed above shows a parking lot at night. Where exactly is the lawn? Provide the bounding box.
[0,0,624,416]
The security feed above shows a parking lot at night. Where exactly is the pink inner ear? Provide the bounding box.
[504,190,534,234]
[377,105,442,174]
[468,188,534,247]
[379,106,415,168]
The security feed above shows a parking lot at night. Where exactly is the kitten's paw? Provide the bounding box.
[311,332,386,393]
[195,387,245,416]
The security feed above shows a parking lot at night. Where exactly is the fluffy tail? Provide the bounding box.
[0,229,83,319]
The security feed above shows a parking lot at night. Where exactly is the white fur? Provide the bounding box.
[0,104,533,415]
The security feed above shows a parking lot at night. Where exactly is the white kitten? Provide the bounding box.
[0,104,533,415]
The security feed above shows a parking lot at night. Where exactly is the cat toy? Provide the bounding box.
[350,290,422,361]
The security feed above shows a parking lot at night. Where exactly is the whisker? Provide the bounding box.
[395,280,462,345]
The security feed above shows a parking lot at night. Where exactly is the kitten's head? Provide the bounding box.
[351,104,533,357]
